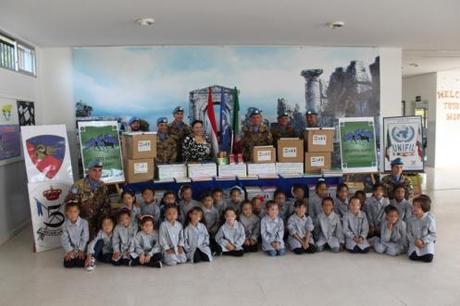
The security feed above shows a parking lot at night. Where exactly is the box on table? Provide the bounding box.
[277,138,304,162]
[251,146,276,163]
[275,162,304,176]
[156,163,187,181]
[187,163,217,179]
[304,152,331,173]
[303,128,334,152]
[122,132,157,159]
[124,159,154,183]
[218,163,247,178]
[247,162,277,176]
[245,186,277,202]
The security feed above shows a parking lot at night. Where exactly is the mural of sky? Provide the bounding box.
[73,46,379,127]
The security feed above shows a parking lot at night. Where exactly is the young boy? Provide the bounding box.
[390,185,412,222]
[334,183,349,219]
[261,201,286,256]
[227,186,243,214]
[200,192,220,255]
[160,190,179,222]
[239,200,260,253]
[130,215,162,268]
[273,189,290,224]
[309,180,329,225]
[85,215,114,271]
[287,185,308,216]
[61,200,89,268]
[364,183,389,237]
[178,185,200,222]
[287,200,316,254]
[342,196,370,253]
[407,195,436,263]
[112,208,138,266]
[212,188,227,216]
[316,197,344,253]
[374,205,407,256]
[159,205,187,265]
[140,187,161,228]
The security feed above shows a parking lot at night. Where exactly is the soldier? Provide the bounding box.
[65,159,112,239]
[240,108,273,162]
[156,117,177,164]
[168,106,192,162]
[128,117,149,132]
[271,112,298,145]
[381,158,414,200]
[305,109,319,128]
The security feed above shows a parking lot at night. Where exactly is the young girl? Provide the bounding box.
[140,187,161,228]
[334,183,349,219]
[407,195,436,263]
[178,185,200,222]
[85,215,114,271]
[316,197,344,253]
[61,200,89,268]
[309,179,329,225]
[239,201,260,253]
[120,190,141,226]
[159,205,187,266]
[251,196,265,218]
[160,190,180,222]
[289,185,308,216]
[354,190,367,211]
[390,185,412,222]
[364,183,389,237]
[374,205,407,256]
[183,207,213,263]
[212,188,227,215]
[112,208,138,266]
[342,196,370,253]
[215,207,245,257]
[227,186,243,214]
[287,200,316,254]
[274,189,290,224]
[261,201,286,256]
[130,215,162,268]
[200,192,220,255]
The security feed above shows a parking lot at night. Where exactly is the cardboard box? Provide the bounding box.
[122,132,157,159]
[124,159,154,183]
[277,138,304,162]
[305,152,331,173]
[251,146,276,163]
[156,163,187,181]
[304,128,334,152]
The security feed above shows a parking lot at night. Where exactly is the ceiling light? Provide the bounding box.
[409,63,419,67]
[136,17,155,27]
[328,21,345,29]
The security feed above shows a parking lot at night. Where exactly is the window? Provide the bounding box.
[0,32,36,76]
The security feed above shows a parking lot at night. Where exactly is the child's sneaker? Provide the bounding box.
[152,261,162,269]
[86,257,96,271]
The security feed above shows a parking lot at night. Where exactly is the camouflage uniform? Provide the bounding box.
[270,124,298,144]
[240,124,273,162]
[381,174,414,200]
[66,177,112,239]
[156,133,177,164]
[168,121,191,162]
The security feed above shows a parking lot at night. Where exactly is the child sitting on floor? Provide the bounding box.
[61,200,89,268]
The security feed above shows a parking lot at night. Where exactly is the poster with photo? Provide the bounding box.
[17,100,35,126]
[0,98,21,164]
[383,116,424,172]
[28,181,71,252]
[21,125,74,183]
[339,117,378,173]
[78,121,124,183]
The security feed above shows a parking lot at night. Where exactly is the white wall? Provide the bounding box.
[402,73,437,166]
[0,53,41,245]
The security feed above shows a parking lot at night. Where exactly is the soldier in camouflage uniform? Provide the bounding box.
[271,112,298,145]
[305,109,319,128]
[156,117,177,164]
[381,158,414,200]
[65,160,111,239]
[240,108,273,162]
[168,106,191,162]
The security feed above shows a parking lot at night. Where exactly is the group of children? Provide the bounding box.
[61,179,437,270]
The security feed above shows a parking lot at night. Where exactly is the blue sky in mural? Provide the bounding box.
[73,47,378,126]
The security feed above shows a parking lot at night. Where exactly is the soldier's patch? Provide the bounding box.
[26,135,66,179]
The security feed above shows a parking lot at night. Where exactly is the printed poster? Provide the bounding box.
[17,100,35,126]
[0,98,21,164]
[78,121,124,183]
[28,181,71,252]
[339,117,378,173]
[21,125,74,183]
[383,116,424,172]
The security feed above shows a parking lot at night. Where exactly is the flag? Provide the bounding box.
[231,87,241,153]
[220,89,232,153]
[206,87,219,157]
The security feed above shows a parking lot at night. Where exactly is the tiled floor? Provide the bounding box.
[1,168,459,306]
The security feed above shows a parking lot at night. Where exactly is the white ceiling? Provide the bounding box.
[1,0,460,76]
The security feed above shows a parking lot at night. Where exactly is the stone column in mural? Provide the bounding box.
[301,69,323,113]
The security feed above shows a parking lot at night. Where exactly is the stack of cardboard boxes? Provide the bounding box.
[304,128,334,173]
[122,132,157,183]
[276,138,304,175]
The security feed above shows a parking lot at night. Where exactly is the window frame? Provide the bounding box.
[0,31,37,77]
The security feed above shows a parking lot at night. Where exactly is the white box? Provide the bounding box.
[245,186,277,202]
[188,163,217,179]
[275,162,304,175]
[156,163,187,180]
[218,163,247,177]
[247,163,276,176]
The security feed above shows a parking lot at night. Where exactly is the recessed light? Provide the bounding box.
[328,21,345,29]
[136,17,155,26]
[409,63,419,67]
